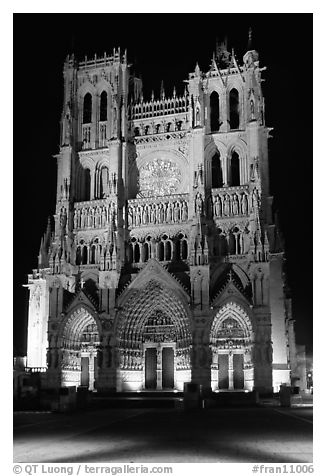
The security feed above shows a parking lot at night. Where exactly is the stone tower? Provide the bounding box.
[25,38,294,394]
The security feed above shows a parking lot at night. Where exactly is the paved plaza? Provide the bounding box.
[13,406,313,463]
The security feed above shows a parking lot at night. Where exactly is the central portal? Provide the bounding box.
[218,352,244,390]
[144,345,175,390]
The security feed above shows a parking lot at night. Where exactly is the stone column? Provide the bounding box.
[89,353,95,391]
[228,352,234,390]
[221,154,228,186]
[90,171,95,200]
[156,345,162,390]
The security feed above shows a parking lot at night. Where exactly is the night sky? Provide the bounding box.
[13,13,312,356]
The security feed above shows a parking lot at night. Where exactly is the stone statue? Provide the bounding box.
[232,194,239,215]
[159,203,164,223]
[150,204,156,224]
[223,195,230,216]
[73,210,78,229]
[241,194,248,215]
[195,193,203,215]
[59,207,67,232]
[252,188,259,212]
[128,206,133,226]
[64,103,72,144]
[80,208,85,228]
[101,207,106,227]
[181,201,188,221]
[167,202,172,222]
[135,206,140,226]
[173,202,179,222]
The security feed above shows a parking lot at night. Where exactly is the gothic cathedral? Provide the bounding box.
[25,39,295,394]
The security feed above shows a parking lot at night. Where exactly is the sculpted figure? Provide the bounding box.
[73,210,78,229]
[181,201,188,221]
[128,206,133,226]
[135,206,140,226]
[252,188,259,212]
[217,196,222,216]
[173,202,179,222]
[159,203,164,224]
[232,194,239,215]
[144,205,149,224]
[59,207,66,227]
[150,204,156,224]
[95,207,101,227]
[77,209,81,228]
[167,202,173,222]
[241,194,248,215]
[80,208,85,228]
[101,207,106,227]
[108,204,113,223]
[195,193,203,215]
[223,195,230,216]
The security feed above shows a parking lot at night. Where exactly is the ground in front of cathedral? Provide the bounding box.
[14,406,312,463]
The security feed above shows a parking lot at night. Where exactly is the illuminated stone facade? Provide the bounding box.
[26,40,295,393]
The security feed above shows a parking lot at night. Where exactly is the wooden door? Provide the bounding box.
[145,348,157,389]
[218,353,229,389]
[81,356,89,387]
[233,353,244,389]
[162,347,174,389]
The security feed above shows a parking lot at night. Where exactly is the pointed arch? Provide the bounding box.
[116,279,191,351]
[58,305,102,349]
[210,301,253,343]
[226,139,248,185]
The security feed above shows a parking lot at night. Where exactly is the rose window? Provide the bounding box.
[138,158,182,197]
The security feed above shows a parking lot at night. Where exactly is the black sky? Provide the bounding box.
[13,13,313,356]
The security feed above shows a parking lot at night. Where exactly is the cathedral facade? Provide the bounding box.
[25,39,294,394]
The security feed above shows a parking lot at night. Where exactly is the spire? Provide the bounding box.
[46,216,51,234]
[173,86,176,98]
[248,27,253,50]
[160,80,165,100]
[194,62,201,77]
[216,38,231,68]
[243,27,259,64]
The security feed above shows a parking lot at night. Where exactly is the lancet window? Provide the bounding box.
[83,93,92,124]
[100,91,108,122]
[210,91,220,132]
[211,152,223,188]
[229,88,240,130]
[230,152,240,186]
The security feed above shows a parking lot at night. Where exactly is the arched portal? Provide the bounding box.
[116,280,192,391]
[59,307,100,390]
[210,302,254,391]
